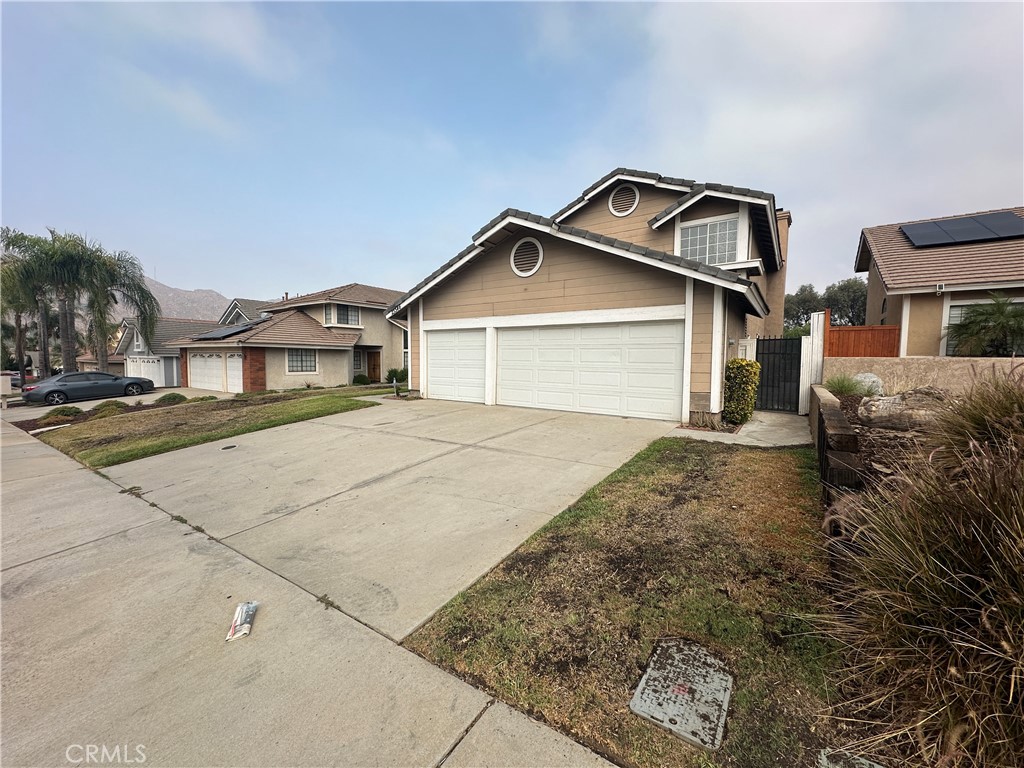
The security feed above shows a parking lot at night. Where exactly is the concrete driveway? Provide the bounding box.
[2,400,673,767]
[104,398,674,640]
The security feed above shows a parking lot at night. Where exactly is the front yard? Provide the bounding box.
[37,388,392,468]
[404,438,838,768]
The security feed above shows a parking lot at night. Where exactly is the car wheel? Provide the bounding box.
[45,391,68,405]
[125,383,144,396]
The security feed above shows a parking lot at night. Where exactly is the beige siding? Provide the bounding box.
[264,348,351,390]
[423,233,687,321]
[677,198,740,225]
[560,185,679,251]
[726,294,746,359]
[409,303,420,391]
[689,282,715,411]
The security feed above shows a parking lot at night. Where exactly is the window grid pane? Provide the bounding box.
[324,305,333,324]
[287,349,316,373]
[680,218,738,265]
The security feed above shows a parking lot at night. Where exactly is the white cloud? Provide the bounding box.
[117,64,240,140]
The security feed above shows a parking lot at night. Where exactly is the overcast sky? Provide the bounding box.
[3,2,1022,302]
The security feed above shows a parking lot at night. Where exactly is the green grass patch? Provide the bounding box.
[405,438,838,768]
[40,389,383,468]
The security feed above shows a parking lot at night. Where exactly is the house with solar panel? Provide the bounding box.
[854,207,1024,356]
[116,317,227,387]
[171,284,407,393]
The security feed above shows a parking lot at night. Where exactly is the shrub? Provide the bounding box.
[722,358,760,424]
[37,413,75,427]
[187,395,219,403]
[386,367,408,384]
[45,405,83,418]
[824,373,874,397]
[824,367,1024,766]
[352,374,371,385]
[155,392,188,405]
[89,400,130,420]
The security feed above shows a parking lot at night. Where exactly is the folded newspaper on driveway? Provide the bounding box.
[225,601,258,642]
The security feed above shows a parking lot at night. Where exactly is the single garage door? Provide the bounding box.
[426,329,486,402]
[497,321,684,420]
[126,356,163,386]
[227,353,243,393]
[189,352,225,392]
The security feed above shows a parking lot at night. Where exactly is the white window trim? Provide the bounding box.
[678,213,743,268]
[133,332,143,352]
[285,348,319,375]
[939,295,1024,357]
[510,237,544,278]
[607,183,640,217]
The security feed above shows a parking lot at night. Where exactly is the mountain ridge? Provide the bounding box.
[143,277,230,321]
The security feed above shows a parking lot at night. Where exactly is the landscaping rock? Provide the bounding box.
[858,387,949,431]
[852,373,884,396]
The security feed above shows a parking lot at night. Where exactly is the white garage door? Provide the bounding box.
[126,356,163,387]
[497,321,684,420]
[426,329,486,403]
[189,352,225,392]
[227,353,243,394]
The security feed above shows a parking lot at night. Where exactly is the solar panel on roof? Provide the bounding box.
[900,222,954,247]
[901,212,1024,248]
[193,323,256,340]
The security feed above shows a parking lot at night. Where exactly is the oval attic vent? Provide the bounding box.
[609,183,640,217]
[510,237,543,277]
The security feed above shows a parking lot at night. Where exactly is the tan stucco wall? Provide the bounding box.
[354,310,405,374]
[559,185,680,251]
[423,232,687,321]
[823,356,1020,395]
[264,348,351,390]
[904,288,1024,355]
[726,294,746,360]
[865,262,887,325]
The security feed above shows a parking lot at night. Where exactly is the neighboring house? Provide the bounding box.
[174,283,406,393]
[855,207,1024,356]
[75,353,125,377]
[115,317,226,387]
[386,168,791,423]
[219,298,271,325]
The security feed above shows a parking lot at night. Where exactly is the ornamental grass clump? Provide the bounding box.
[826,366,1024,767]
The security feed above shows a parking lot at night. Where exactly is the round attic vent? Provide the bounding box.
[510,237,543,277]
[608,183,640,217]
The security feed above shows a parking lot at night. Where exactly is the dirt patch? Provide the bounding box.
[405,439,839,768]
[836,394,864,425]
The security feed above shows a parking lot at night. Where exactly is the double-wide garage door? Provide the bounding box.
[189,352,244,393]
[426,321,684,420]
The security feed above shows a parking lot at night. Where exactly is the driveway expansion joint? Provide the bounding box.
[434,698,496,768]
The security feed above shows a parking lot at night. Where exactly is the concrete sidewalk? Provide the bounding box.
[668,410,812,447]
[0,419,610,767]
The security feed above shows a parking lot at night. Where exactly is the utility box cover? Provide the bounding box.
[629,639,733,751]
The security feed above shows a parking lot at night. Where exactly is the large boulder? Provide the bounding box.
[852,372,884,396]
[858,386,949,431]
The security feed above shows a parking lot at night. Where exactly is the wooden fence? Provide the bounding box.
[823,308,900,358]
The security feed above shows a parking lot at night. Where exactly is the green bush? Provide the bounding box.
[385,367,408,384]
[825,367,1024,766]
[44,405,83,418]
[824,373,874,397]
[37,413,76,427]
[89,400,130,420]
[155,392,188,405]
[722,358,760,424]
[352,374,371,385]
[186,395,219,403]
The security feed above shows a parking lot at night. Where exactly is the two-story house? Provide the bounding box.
[174,283,406,393]
[386,168,790,424]
[116,317,226,387]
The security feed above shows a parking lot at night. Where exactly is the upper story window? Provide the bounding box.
[335,304,360,325]
[680,217,739,266]
[133,332,143,352]
[324,304,333,324]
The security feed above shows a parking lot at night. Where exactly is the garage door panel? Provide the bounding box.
[497,321,683,421]
[189,353,224,392]
[427,330,486,404]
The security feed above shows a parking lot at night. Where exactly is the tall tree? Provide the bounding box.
[946,294,1024,357]
[1,228,53,377]
[823,278,868,326]
[783,284,824,330]
[84,248,160,372]
[43,229,97,372]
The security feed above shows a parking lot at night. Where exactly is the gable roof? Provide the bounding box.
[387,208,768,319]
[174,309,360,349]
[219,298,271,324]
[552,167,696,222]
[116,317,226,356]
[855,207,1024,293]
[261,283,405,312]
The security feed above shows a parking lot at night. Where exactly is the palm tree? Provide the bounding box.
[43,229,97,372]
[1,228,54,377]
[84,248,160,372]
[945,293,1024,357]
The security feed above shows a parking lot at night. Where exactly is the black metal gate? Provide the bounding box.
[754,337,801,412]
